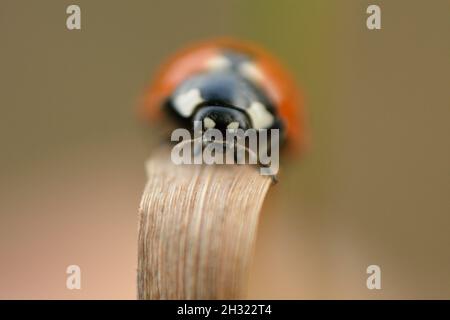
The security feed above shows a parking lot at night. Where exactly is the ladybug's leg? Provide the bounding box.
[233,141,278,183]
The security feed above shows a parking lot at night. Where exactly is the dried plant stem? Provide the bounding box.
[137,147,272,299]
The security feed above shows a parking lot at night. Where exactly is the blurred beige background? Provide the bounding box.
[0,0,449,299]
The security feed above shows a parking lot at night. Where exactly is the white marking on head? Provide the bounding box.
[173,88,203,117]
[203,117,216,129]
[246,101,274,129]
[227,121,240,130]
[206,55,231,70]
[239,62,264,82]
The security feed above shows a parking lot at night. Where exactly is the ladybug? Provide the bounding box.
[142,38,305,152]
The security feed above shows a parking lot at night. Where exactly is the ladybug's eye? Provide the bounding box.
[226,122,240,130]
[203,117,216,129]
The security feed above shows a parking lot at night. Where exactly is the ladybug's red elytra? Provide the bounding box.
[142,38,306,152]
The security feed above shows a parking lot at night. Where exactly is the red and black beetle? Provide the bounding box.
[142,38,306,153]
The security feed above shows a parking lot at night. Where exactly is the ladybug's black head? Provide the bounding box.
[192,105,251,133]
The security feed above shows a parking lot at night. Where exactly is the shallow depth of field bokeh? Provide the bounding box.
[0,0,449,299]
